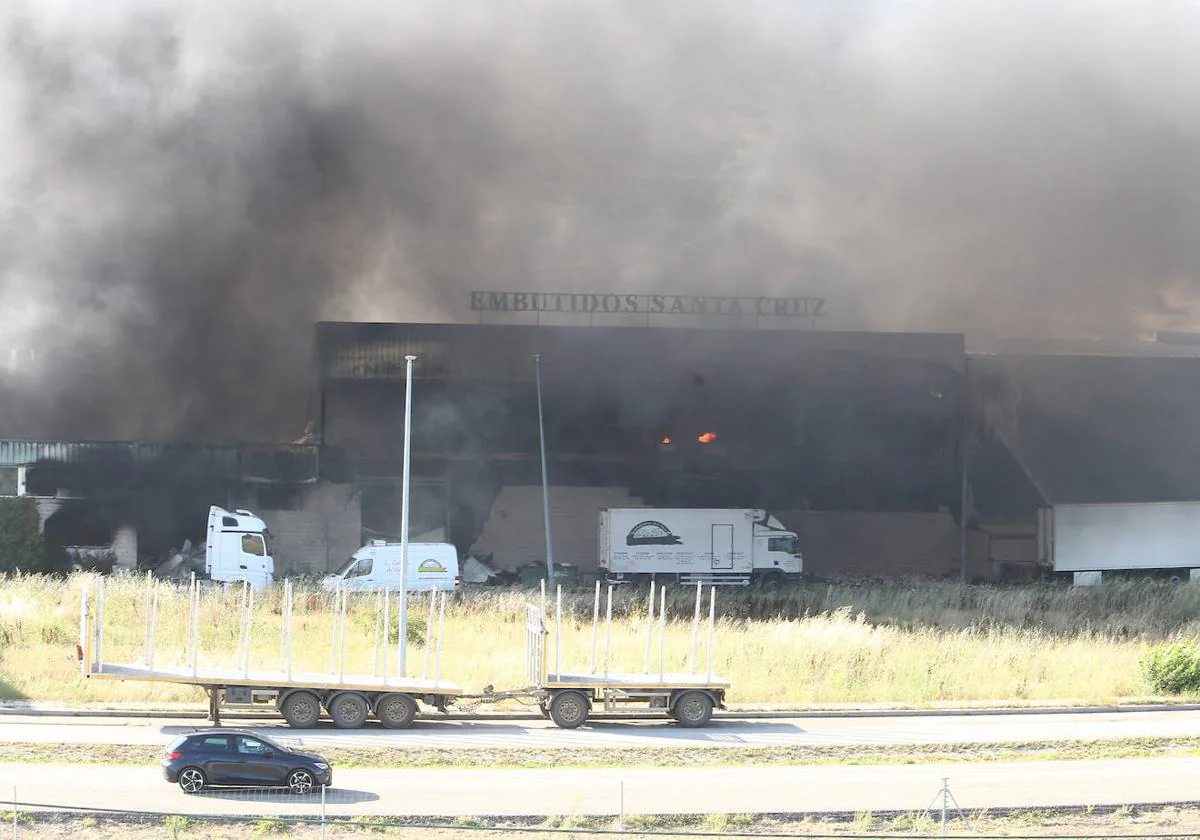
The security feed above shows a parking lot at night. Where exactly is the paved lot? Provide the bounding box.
[4,708,1200,750]
[2,758,1197,816]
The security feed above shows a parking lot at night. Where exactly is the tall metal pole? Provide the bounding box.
[399,354,417,677]
[959,357,971,583]
[535,354,555,584]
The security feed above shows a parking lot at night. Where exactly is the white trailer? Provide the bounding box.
[599,507,801,585]
[517,580,728,728]
[1038,501,1200,585]
[78,575,461,728]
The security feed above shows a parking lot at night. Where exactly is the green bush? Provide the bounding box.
[1140,641,1200,693]
[0,497,55,574]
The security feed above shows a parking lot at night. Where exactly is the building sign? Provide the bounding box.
[469,291,826,318]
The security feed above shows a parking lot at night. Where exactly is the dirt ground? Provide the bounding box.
[11,805,1200,838]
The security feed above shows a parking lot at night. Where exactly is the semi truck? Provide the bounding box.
[204,506,274,589]
[599,508,802,584]
[1038,501,1200,585]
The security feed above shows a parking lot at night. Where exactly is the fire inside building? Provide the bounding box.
[5,312,1200,581]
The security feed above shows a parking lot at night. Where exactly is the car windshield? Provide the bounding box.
[333,556,358,576]
[249,733,284,752]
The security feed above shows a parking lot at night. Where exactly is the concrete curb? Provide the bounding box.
[2,702,1199,722]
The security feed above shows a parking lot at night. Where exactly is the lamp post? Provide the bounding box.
[398,354,416,676]
[535,354,554,584]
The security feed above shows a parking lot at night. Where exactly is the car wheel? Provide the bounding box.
[375,693,418,729]
[280,691,322,728]
[548,690,589,729]
[329,691,369,729]
[287,768,316,796]
[178,766,206,795]
[672,690,714,727]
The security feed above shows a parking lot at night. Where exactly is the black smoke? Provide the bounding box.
[2,0,1200,442]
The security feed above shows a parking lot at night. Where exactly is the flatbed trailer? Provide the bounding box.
[78,576,462,729]
[518,581,730,728]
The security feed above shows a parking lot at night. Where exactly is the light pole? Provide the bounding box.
[959,357,971,583]
[398,354,417,677]
[535,354,554,584]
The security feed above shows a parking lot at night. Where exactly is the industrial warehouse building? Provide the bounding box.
[5,318,1200,581]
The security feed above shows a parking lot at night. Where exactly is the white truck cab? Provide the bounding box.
[205,506,274,590]
[323,541,461,592]
[752,513,803,577]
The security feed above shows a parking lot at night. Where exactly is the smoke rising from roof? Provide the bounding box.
[1,0,1199,441]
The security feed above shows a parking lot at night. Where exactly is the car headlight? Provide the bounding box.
[313,762,329,770]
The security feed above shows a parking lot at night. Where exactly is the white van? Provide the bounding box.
[205,506,274,590]
[322,541,461,592]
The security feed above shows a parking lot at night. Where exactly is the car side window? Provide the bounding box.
[237,736,270,755]
[197,735,231,752]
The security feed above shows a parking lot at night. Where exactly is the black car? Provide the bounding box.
[162,729,332,794]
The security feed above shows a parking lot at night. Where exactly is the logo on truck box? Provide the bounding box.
[626,521,683,546]
[418,559,448,573]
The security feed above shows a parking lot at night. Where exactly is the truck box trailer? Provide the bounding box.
[1038,501,1200,584]
[599,508,802,584]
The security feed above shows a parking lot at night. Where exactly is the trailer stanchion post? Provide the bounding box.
[689,582,702,673]
[237,581,248,673]
[435,590,447,686]
[604,585,613,679]
[142,571,153,666]
[590,580,600,673]
[373,589,382,677]
[643,580,655,673]
[96,576,106,675]
[555,585,562,681]
[382,587,390,683]
[328,587,338,678]
[148,579,159,672]
[78,586,89,677]
[339,588,348,684]
[424,589,436,679]
[706,585,716,682]
[244,583,255,677]
[658,584,666,683]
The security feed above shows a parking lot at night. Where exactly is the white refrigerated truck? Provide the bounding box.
[1038,501,1200,585]
[599,508,802,585]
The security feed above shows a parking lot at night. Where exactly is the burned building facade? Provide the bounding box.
[317,322,973,577]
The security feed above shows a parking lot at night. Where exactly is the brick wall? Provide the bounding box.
[261,482,362,576]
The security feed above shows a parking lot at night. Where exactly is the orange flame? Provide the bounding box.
[697,431,718,444]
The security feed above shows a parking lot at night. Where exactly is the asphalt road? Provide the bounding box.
[1,758,1197,816]
[4,708,1200,751]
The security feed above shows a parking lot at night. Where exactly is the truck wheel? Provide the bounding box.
[548,691,590,729]
[280,691,322,728]
[375,693,418,729]
[329,691,369,729]
[672,691,714,727]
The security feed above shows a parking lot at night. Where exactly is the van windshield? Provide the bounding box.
[334,556,358,576]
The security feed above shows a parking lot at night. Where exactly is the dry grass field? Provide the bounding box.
[1,574,1198,706]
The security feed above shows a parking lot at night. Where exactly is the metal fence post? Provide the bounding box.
[321,783,327,839]
[11,784,16,840]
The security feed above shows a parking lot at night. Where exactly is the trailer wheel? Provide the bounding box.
[671,691,714,727]
[280,691,322,728]
[548,690,589,729]
[329,691,369,729]
[375,693,418,729]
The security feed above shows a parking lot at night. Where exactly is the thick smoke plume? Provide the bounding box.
[2,0,1199,441]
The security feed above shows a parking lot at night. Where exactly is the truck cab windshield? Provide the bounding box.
[333,557,358,577]
[768,536,797,554]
